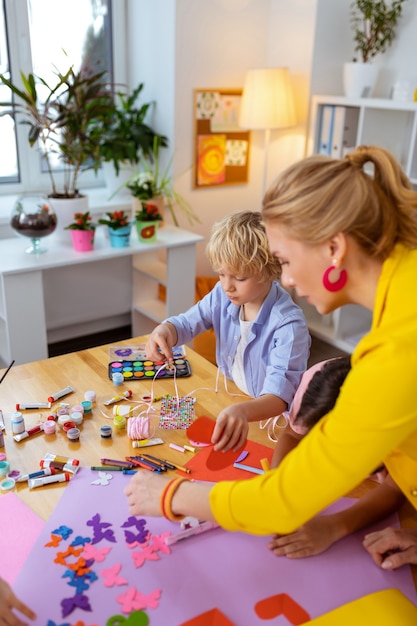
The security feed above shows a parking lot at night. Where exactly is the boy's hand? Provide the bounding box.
[212,406,249,452]
[146,323,177,363]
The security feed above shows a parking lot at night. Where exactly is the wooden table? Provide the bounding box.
[0,336,416,589]
[0,336,271,521]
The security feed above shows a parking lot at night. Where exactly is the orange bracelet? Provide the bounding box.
[160,477,189,521]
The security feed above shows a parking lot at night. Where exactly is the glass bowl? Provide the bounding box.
[11,194,57,254]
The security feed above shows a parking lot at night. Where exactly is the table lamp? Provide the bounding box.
[239,67,297,197]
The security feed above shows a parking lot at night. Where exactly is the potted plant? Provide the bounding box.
[344,0,407,97]
[134,200,163,243]
[98,209,132,248]
[0,62,115,237]
[126,138,200,228]
[0,63,114,198]
[97,82,168,191]
[64,211,97,252]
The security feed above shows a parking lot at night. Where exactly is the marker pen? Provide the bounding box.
[161,459,191,474]
[103,390,133,406]
[100,458,135,469]
[165,521,219,545]
[13,423,44,442]
[138,453,171,469]
[16,402,51,410]
[17,467,56,482]
[126,457,162,473]
[28,472,71,489]
[90,466,124,471]
[47,386,76,403]
[127,456,166,472]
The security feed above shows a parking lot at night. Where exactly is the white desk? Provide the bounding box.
[0,225,204,366]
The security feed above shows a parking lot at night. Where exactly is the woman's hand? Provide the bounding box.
[124,471,172,517]
[145,323,178,363]
[363,527,417,570]
[0,577,36,626]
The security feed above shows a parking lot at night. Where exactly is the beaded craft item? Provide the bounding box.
[158,395,195,430]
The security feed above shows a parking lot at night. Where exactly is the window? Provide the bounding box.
[0,0,126,195]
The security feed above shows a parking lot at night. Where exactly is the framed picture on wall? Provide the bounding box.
[193,88,250,188]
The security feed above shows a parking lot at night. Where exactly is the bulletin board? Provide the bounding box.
[193,88,250,188]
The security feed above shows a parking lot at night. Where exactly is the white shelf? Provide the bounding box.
[305,94,409,352]
[0,225,204,366]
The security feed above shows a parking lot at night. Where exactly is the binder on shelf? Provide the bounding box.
[318,105,335,155]
[331,106,360,158]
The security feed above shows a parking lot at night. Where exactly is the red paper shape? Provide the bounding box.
[177,439,273,482]
[186,416,245,471]
[186,416,216,444]
[254,593,310,624]
[179,607,235,626]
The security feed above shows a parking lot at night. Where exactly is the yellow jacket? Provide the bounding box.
[210,243,417,534]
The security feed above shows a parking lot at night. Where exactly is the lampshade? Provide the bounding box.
[239,67,297,130]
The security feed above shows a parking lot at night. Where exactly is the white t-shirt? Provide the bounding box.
[231,308,253,395]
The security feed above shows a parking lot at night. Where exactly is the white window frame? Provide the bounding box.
[0,0,127,197]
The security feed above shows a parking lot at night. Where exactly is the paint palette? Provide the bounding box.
[108,344,191,381]
[108,357,192,381]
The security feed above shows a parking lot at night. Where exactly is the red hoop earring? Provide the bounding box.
[322,266,347,292]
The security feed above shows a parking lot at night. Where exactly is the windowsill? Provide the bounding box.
[0,186,133,225]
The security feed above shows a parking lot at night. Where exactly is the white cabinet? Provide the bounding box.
[307,95,417,182]
[299,94,417,353]
[0,226,203,366]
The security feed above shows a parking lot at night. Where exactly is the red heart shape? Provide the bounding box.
[205,445,245,471]
[186,416,245,471]
[186,416,215,445]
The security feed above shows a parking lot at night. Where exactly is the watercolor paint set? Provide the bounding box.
[107,344,192,381]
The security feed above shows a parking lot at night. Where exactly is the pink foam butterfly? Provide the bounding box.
[101,562,128,588]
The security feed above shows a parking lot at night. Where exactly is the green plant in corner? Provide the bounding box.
[97,82,168,175]
[350,0,407,63]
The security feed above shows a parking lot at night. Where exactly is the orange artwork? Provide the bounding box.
[197,134,226,186]
[193,88,250,188]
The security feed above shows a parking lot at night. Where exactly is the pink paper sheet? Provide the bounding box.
[0,492,44,584]
[13,468,417,625]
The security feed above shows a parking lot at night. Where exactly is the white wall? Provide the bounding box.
[311,0,417,97]
[127,0,318,275]
[126,0,417,276]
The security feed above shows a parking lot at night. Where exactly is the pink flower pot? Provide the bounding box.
[70,229,95,252]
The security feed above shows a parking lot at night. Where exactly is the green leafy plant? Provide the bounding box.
[0,62,115,197]
[350,0,407,62]
[97,83,168,174]
[64,211,96,231]
[135,201,163,223]
[126,138,200,227]
[98,210,131,230]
